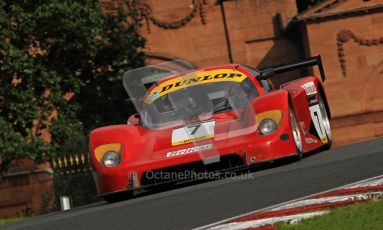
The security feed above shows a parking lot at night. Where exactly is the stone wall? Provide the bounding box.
[0,160,54,218]
[304,9,383,146]
[111,0,300,67]
[220,0,299,67]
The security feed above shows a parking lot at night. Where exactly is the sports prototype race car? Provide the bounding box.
[89,56,332,202]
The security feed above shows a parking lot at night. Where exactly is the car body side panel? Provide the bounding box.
[281,76,330,152]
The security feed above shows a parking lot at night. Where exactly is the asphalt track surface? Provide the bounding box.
[5,137,383,230]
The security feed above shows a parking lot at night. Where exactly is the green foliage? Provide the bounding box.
[277,198,383,230]
[0,0,145,175]
[0,217,24,225]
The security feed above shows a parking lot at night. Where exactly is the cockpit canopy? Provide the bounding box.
[123,61,259,129]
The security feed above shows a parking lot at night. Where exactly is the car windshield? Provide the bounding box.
[123,61,259,129]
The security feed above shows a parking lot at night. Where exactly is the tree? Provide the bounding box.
[296,0,324,13]
[0,0,145,176]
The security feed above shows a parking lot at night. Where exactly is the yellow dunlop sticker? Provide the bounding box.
[145,69,247,104]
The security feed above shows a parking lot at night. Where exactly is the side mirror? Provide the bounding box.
[127,113,140,125]
[259,68,275,80]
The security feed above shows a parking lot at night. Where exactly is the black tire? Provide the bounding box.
[318,94,332,150]
[289,104,303,159]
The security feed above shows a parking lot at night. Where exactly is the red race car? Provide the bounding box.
[89,56,332,202]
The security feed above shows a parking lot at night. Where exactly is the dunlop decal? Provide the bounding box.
[145,69,247,104]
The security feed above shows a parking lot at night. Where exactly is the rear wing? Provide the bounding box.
[259,55,326,82]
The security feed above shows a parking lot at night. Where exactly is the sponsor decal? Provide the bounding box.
[301,81,317,96]
[309,104,328,144]
[144,69,247,104]
[308,95,318,106]
[172,120,215,146]
[299,121,308,135]
[146,91,160,102]
[305,137,318,144]
[166,143,213,158]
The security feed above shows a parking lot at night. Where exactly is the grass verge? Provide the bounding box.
[0,218,24,225]
[277,198,383,230]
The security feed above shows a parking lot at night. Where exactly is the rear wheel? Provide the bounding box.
[318,94,332,149]
[289,105,303,159]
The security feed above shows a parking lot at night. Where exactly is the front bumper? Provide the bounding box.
[92,129,297,196]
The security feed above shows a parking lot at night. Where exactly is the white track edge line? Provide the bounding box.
[193,174,383,230]
[269,191,383,211]
[208,211,330,230]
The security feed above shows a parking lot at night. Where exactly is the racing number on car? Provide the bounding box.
[188,124,201,135]
[172,120,215,146]
[309,104,328,144]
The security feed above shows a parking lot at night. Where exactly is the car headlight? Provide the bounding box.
[103,151,120,167]
[259,118,277,135]
[94,143,122,166]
